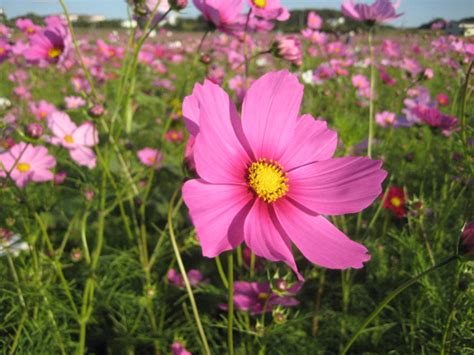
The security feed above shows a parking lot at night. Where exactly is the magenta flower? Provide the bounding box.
[167,268,204,288]
[23,25,71,65]
[341,0,402,24]
[137,147,163,168]
[0,39,10,63]
[247,0,290,21]
[232,281,300,315]
[182,71,387,278]
[48,111,99,169]
[193,0,244,35]
[171,341,191,355]
[16,18,40,36]
[0,142,56,188]
[459,221,474,259]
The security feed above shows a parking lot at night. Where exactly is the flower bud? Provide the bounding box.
[88,103,105,118]
[169,0,188,11]
[54,171,67,185]
[26,123,44,138]
[459,221,474,259]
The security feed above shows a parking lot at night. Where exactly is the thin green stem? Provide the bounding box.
[167,191,211,355]
[216,255,229,289]
[367,27,376,158]
[227,253,235,355]
[341,255,459,354]
[459,60,473,145]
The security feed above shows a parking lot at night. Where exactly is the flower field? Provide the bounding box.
[0,0,473,354]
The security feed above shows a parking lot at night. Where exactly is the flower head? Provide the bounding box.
[23,25,71,65]
[137,147,163,168]
[383,186,406,218]
[341,0,402,24]
[247,0,290,21]
[0,142,56,188]
[48,111,99,169]
[273,36,303,67]
[182,71,387,279]
[231,281,300,315]
[193,0,244,35]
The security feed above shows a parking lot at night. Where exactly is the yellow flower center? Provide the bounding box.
[390,197,401,207]
[253,0,267,8]
[257,292,269,301]
[0,47,4,55]
[64,135,74,144]
[16,162,31,173]
[48,48,62,58]
[147,156,157,164]
[248,158,289,203]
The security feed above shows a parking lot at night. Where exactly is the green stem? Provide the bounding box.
[367,27,376,158]
[341,255,459,354]
[460,60,473,145]
[167,191,211,355]
[228,253,235,355]
[216,255,229,289]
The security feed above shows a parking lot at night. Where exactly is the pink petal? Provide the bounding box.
[287,157,387,215]
[279,115,337,170]
[193,80,251,184]
[182,179,253,257]
[274,198,371,269]
[182,83,202,136]
[69,146,97,169]
[48,111,76,140]
[244,199,301,279]
[72,121,99,147]
[241,70,303,161]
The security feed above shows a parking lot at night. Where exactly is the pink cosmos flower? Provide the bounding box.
[0,39,10,63]
[0,142,56,188]
[171,342,191,355]
[48,111,99,169]
[437,93,449,106]
[137,147,163,168]
[341,0,403,24]
[23,25,71,65]
[29,100,58,121]
[65,96,86,110]
[375,111,396,127]
[193,0,244,35]
[231,281,300,315]
[247,0,290,21]
[182,71,387,279]
[307,11,323,30]
[273,35,303,67]
[165,130,184,143]
[16,18,40,36]
[167,268,204,288]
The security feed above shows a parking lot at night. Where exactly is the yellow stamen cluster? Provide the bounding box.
[253,0,267,8]
[48,47,62,58]
[64,135,74,144]
[248,158,289,203]
[257,292,269,301]
[390,197,401,207]
[16,162,31,173]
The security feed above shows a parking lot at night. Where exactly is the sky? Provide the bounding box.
[1,0,473,28]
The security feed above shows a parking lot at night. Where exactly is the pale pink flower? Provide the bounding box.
[247,0,290,21]
[65,96,86,110]
[0,142,56,188]
[29,100,58,121]
[273,35,303,67]
[193,0,244,35]
[137,148,163,168]
[376,111,396,127]
[307,11,322,29]
[48,111,98,169]
[341,0,403,24]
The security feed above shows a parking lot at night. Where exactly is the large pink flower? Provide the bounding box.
[0,142,56,188]
[23,25,71,65]
[182,71,387,279]
[193,0,244,34]
[48,111,99,169]
[341,0,402,24]
[247,0,289,21]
